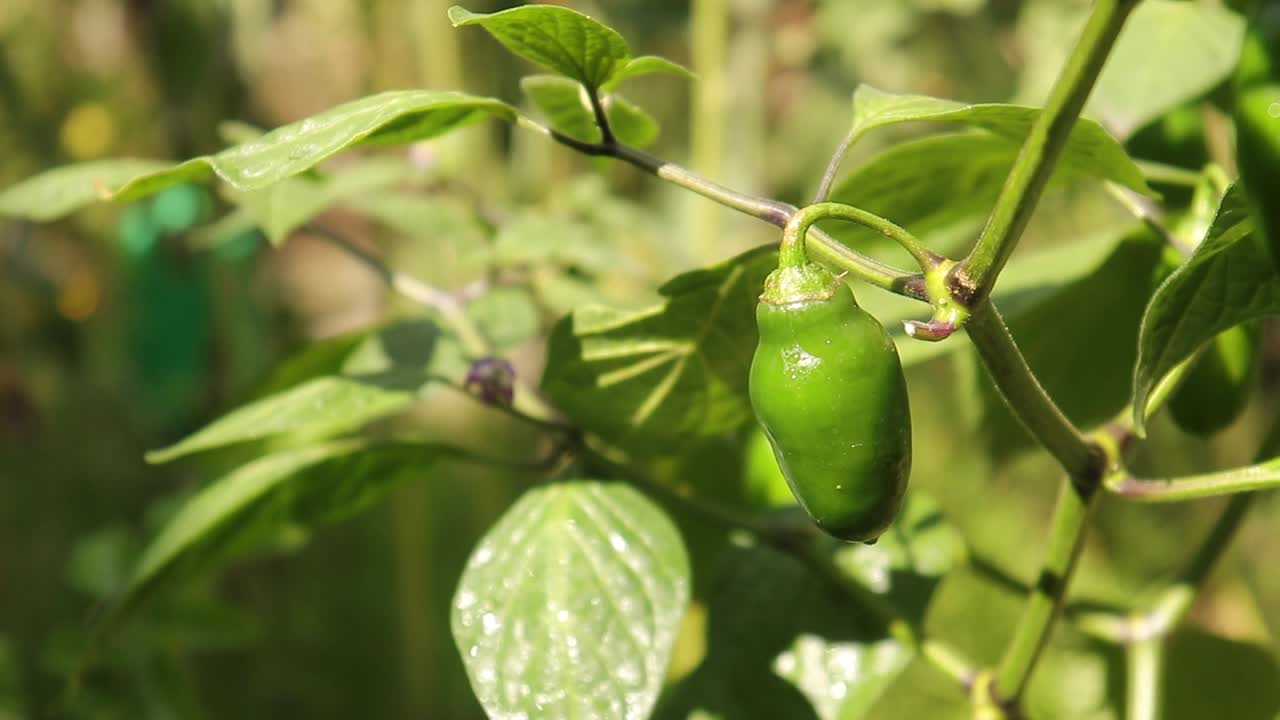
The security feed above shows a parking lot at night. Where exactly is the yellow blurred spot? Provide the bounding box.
[666,600,708,683]
[60,103,116,160]
[57,268,101,321]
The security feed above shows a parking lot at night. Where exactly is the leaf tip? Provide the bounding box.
[447,6,476,27]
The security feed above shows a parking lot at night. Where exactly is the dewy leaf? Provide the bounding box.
[845,85,1151,194]
[449,5,630,91]
[124,440,448,616]
[0,159,172,222]
[1132,183,1273,431]
[541,245,777,453]
[1089,0,1245,139]
[146,374,426,463]
[0,90,516,221]
[452,481,690,720]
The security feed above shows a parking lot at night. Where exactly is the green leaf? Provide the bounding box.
[827,133,1021,256]
[831,492,966,623]
[658,493,960,720]
[607,95,660,147]
[1162,629,1280,719]
[606,55,695,90]
[230,157,411,245]
[541,245,776,453]
[860,224,1135,368]
[969,228,1167,457]
[0,90,515,221]
[465,287,543,351]
[1090,0,1245,139]
[146,373,427,463]
[449,5,630,91]
[773,636,911,720]
[0,159,171,222]
[125,440,449,614]
[452,481,690,720]
[1132,183,1269,430]
[521,74,660,147]
[844,85,1151,194]
[522,74,601,144]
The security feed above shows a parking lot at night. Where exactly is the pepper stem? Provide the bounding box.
[780,202,941,272]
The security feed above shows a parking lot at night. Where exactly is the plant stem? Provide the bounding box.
[813,129,858,204]
[994,474,1099,704]
[303,223,559,422]
[523,119,930,299]
[1134,159,1203,188]
[781,202,940,271]
[955,0,1140,303]
[1106,461,1280,502]
[587,87,615,145]
[963,299,1102,479]
[1126,636,1163,720]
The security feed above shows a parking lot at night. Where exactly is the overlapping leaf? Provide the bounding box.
[1132,183,1272,431]
[658,493,962,720]
[541,246,776,453]
[450,5,630,90]
[124,440,451,619]
[0,91,515,221]
[452,481,690,720]
[842,85,1151,194]
[149,317,452,463]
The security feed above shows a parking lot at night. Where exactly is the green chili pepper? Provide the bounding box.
[749,261,911,543]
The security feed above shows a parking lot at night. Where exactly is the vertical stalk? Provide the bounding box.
[956,0,1140,300]
[963,300,1100,478]
[1126,636,1163,720]
[690,0,729,262]
[994,476,1099,703]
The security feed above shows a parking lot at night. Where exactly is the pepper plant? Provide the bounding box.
[3,1,1280,718]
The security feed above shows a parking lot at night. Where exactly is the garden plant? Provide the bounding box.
[3,0,1280,718]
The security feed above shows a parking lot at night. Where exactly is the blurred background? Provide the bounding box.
[2,0,1278,718]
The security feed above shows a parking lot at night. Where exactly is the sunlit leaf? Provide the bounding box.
[449,5,630,90]
[0,91,515,221]
[123,441,450,617]
[453,481,690,720]
[145,374,426,464]
[541,246,776,453]
[1090,0,1244,139]
[773,635,910,720]
[0,159,171,222]
[844,85,1150,194]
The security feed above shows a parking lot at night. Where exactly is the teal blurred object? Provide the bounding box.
[117,185,215,434]
[149,183,210,236]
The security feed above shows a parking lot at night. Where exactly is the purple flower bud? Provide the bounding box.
[464,357,516,407]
